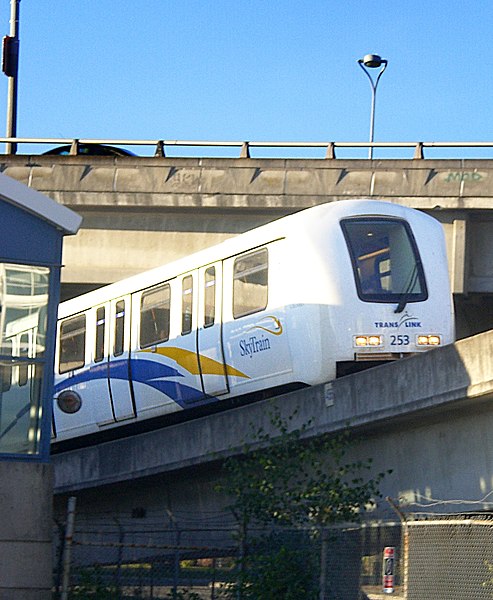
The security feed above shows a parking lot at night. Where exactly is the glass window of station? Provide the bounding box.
[0,263,50,455]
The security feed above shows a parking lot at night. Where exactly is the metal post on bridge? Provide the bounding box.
[3,0,20,155]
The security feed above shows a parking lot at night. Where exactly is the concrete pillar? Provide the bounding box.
[0,462,53,599]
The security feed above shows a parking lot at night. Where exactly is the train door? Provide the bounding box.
[107,296,136,421]
[145,271,205,408]
[91,304,115,427]
[197,263,229,397]
[170,271,203,405]
[221,247,291,395]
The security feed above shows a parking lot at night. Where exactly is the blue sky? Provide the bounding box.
[1,1,493,157]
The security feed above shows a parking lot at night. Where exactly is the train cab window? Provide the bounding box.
[94,307,105,363]
[233,249,268,319]
[59,315,86,374]
[182,276,193,335]
[341,218,427,304]
[204,267,216,328]
[140,283,171,347]
[114,300,125,357]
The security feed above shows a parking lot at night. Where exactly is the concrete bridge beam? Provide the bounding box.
[52,330,493,521]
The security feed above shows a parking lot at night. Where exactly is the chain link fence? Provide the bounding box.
[406,515,493,600]
[52,502,493,599]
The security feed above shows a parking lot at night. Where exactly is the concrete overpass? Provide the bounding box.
[2,147,493,337]
[52,328,493,524]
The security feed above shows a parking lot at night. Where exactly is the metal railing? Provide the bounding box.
[4,137,493,159]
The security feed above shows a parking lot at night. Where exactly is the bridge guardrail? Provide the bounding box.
[4,137,493,159]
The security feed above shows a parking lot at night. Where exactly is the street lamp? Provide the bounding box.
[357,53,388,159]
[3,0,20,155]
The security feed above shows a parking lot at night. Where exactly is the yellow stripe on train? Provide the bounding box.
[146,346,250,379]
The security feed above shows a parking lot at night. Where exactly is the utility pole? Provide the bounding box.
[3,0,20,154]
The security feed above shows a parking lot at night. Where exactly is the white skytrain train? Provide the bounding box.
[52,200,454,443]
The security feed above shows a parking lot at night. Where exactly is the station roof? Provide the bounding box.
[0,171,81,234]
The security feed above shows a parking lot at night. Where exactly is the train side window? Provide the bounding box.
[204,267,216,328]
[182,275,193,335]
[233,249,268,319]
[140,283,171,348]
[114,300,125,357]
[94,306,105,363]
[59,314,86,374]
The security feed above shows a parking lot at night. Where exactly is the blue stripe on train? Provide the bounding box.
[54,358,216,408]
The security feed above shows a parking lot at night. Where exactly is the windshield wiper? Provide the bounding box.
[394,265,419,314]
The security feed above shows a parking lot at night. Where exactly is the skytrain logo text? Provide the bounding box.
[239,316,281,358]
[239,335,271,358]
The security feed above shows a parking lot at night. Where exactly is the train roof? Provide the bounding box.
[58,199,432,318]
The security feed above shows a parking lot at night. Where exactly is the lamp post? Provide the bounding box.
[357,53,388,159]
[3,0,20,155]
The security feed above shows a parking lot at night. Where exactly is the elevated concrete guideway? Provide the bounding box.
[1,153,493,286]
[53,329,493,519]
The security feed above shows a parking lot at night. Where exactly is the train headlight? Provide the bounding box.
[417,334,441,346]
[354,335,383,347]
[57,390,82,414]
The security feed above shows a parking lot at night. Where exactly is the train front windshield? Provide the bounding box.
[341,218,428,304]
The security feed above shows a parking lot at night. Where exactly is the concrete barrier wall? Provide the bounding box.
[0,463,53,599]
[5,157,493,206]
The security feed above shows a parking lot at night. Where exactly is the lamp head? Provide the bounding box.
[361,54,384,68]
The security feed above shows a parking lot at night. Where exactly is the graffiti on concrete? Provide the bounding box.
[444,171,483,183]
